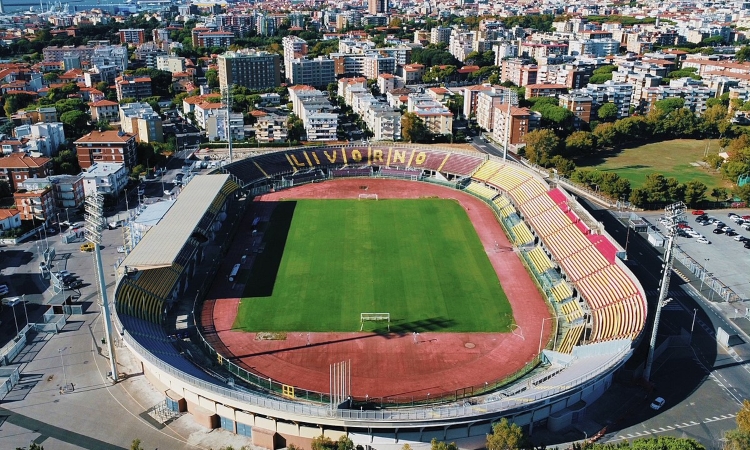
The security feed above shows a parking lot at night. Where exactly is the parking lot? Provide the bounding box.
[639,208,750,303]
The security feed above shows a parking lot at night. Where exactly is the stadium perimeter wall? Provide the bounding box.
[116,144,644,449]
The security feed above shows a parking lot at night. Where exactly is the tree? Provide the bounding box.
[287,114,305,142]
[523,129,561,166]
[737,399,750,432]
[737,184,750,206]
[700,104,728,137]
[401,112,429,143]
[130,439,144,450]
[486,418,523,450]
[711,187,728,201]
[565,131,597,156]
[593,122,618,147]
[53,149,81,175]
[629,187,649,207]
[654,98,686,116]
[549,155,576,177]
[311,435,354,450]
[683,180,708,207]
[0,179,10,198]
[206,69,219,89]
[60,110,93,140]
[663,107,698,137]
[531,103,573,130]
[430,438,458,450]
[597,103,618,122]
[737,46,750,63]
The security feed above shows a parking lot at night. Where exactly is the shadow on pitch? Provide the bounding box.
[229,317,456,359]
[242,201,296,298]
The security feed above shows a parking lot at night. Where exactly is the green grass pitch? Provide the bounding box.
[233,199,513,333]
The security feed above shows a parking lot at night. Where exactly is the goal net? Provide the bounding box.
[360,312,390,331]
[358,194,378,200]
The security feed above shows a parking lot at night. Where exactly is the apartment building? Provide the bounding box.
[501,59,538,87]
[22,174,85,211]
[89,99,120,122]
[74,130,137,169]
[119,102,164,143]
[568,38,620,57]
[289,57,336,88]
[640,83,716,116]
[399,63,426,85]
[525,84,569,99]
[368,0,386,14]
[580,81,634,119]
[282,36,308,80]
[340,80,401,141]
[115,75,153,101]
[217,50,281,92]
[430,27,452,45]
[491,106,541,148]
[288,86,338,142]
[156,55,186,74]
[449,30,475,62]
[253,113,288,143]
[475,87,518,131]
[363,54,396,80]
[559,92,593,129]
[14,186,55,222]
[407,93,453,136]
[194,31,235,48]
[377,73,402,94]
[119,28,145,45]
[81,162,128,197]
[90,45,129,72]
[13,122,66,157]
[0,153,52,192]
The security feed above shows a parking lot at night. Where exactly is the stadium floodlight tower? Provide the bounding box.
[643,201,685,382]
[84,193,119,382]
[501,88,519,161]
[224,85,234,165]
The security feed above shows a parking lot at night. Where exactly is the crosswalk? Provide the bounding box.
[615,414,736,441]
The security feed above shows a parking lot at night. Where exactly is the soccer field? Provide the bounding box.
[234,199,513,333]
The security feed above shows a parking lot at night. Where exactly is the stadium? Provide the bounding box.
[113,144,647,450]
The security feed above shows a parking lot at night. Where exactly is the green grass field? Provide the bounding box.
[577,139,728,190]
[234,199,513,333]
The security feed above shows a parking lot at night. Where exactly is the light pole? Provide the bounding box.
[9,299,19,335]
[65,207,70,224]
[59,347,68,391]
[124,189,129,218]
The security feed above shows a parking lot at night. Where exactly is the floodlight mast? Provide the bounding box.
[643,201,685,382]
[85,193,119,382]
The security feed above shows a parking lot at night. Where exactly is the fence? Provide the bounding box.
[0,366,20,397]
[0,324,33,366]
[124,327,630,423]
[673,246,742,303]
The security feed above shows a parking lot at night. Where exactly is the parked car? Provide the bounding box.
[650,397,666,410]
[728,212,739,218]
[734,235,747,242]
[745,240,750,248]
[0,283,8,296]
[117,246,126,253]
[697,237,711,244]
[692,210,705,215]
[80,242,95,252]
[713,228,724,234]
[726,231,738,237]
[742,215,750,220]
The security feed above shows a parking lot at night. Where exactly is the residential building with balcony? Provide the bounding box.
[399,64,425,85]
[289,57,336,88]
[0,153,52,192]
[253,113,288,143]
[218,50,281,92]
[283,36,308,81]
[115,75,153,101]
[119,102,164,143]
[475,87,518,131]
[81,162,128,197]
[288,86,338,142]
[491,106,541,149]
[363,54,396,80]
[156,55,187,74]
[580,81,634,119]
[14,186,55,223]
[74,130,137,169]
[0,209,22,233]
[89,99,120,122]
[407,93,453,136]
[119,28,145,45]
[21,174,85,212]
[559,92,593,128]
[525,84,569,99]
[13,122,66,157]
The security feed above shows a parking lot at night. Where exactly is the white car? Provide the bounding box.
[650,397,666,410]
[117,246,126,253]
[697,237,710,244]
[734,235,747,242]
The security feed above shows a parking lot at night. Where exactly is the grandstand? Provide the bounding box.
[112,144,646,450]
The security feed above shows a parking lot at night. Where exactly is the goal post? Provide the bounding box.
[358,194,378,200]
[360,312,390,331]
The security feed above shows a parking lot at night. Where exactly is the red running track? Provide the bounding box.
[202,179,551,400]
